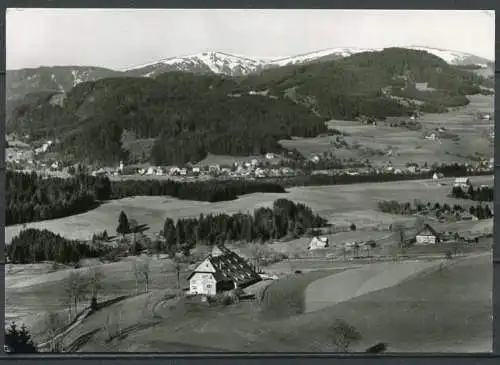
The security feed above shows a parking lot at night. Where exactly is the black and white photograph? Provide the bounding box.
[4,8,495,353]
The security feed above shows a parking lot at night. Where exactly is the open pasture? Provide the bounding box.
[284,95,494,168]
[289,252,492,352]
[5,175,492,244]
[5,256,191,335]
[35,252,491,352]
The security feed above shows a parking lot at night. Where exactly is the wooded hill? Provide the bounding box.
[8,48,492,165]
[241,48,493,118]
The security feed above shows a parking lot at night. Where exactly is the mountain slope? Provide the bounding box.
[7,46,493,103]
[241,47,492,119]
[9,48,492,167]
[9,72,328,165]
[6,66,123,102]
[125,51,269,78]
[406,46,493,67]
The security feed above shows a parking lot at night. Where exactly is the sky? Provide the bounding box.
[6,9,495,70]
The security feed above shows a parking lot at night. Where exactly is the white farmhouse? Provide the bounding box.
[188,246,261,296]
[308,236,329,250]
[454,177,471,189]
[415,224,440,245]
[425,133,437,141]
[169,166,180,175]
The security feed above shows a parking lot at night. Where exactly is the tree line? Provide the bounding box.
[7,161,490,226]
[115,198,328,255]
[451,185,494,202]
[6,170,287,225]
[6,228,109,264]
[278,164,491,189]
[377,199,493,220]
[109,178,286,202]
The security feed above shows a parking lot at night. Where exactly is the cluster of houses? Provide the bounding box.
[415,223,485,245]
[91,157,299,179]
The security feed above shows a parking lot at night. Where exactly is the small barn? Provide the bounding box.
[188,245,261,296]
[308,236,329,250]
[415,224,441,245]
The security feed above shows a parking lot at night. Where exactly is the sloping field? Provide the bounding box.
[289,95,494,168]
[47,252,491,352]
[5,256,190,336]
[304,259,445,313]
[5,175,492,243]
[287,253,492,352]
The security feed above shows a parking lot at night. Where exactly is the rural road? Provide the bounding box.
[304,259,445,313]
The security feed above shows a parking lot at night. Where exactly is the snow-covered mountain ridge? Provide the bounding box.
[6,46,493,104]
[124,46,494,77]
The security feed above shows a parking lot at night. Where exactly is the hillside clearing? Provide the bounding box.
[283,94,493,168]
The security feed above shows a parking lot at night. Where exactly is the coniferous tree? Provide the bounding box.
[5,322,38,353]
[116,211,130,237]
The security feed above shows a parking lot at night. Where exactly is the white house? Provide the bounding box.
[188,246,261,296]
[415,224,440,245]
[254,168,266,178]
[146,167,155,176]
[425,133,437,141]
[454,177,471,189]
[308,236,329,250]
[310,155,320,163]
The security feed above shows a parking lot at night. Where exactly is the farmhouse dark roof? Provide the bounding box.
[417,224,440,237]
[188,245,261,287]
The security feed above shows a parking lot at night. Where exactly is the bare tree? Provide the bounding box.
[133,258,151,293]
[103,309,125,342]
[414,216,425,232]
[173,259,181,289]
[87,267,104,309]
[65,272,89,320]
[44,312,64,352]
[330,319,362,352]
[392,222,407,258]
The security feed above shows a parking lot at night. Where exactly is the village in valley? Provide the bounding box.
[4,9,494,354]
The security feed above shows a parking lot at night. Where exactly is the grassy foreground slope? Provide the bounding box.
[289,253,492,352]
[40,253,491,352]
